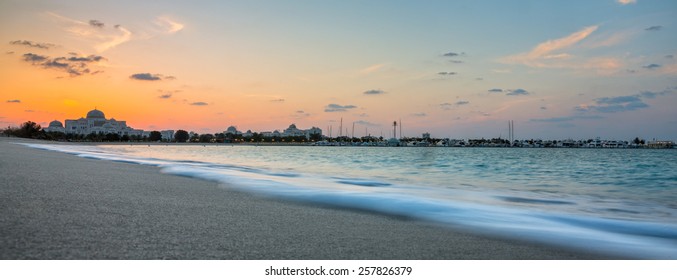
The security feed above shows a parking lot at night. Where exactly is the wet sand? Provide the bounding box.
[0,138,617,259]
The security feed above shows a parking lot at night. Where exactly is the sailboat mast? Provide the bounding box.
[339,118,343,138]
[393,121,397,139]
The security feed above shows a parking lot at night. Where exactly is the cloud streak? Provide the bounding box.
[531,115,604,123]
[575,87,676,113]
[643,64,661,70]
[89,20,104,28]
[291,110,310,119]
[355,120,380,127]
[442,52,465,57]
[645,25,662,31]
[6,99,21,103]
[488,88,530,96]
[500,25,623,72]
[155,16,184,34]
[359,63,386,75]
[324,104,357,112]
[506,89,530,96]
[363,89,386,95]
[9,40,56,49]
[129,73,175,81]
[47,12,132,53]
[21,53,106,76]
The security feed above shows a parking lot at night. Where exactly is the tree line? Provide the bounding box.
[1,121,169,142]
[1,120,323,143]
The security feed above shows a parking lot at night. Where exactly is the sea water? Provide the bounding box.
[25,143,677,258]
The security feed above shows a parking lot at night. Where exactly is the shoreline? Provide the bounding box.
[0,138,621,259]
[2,136,674,149]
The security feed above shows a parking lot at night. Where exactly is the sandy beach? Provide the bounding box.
[0,138,618,259]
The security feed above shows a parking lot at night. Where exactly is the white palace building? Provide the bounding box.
[45,109,174,140]
[226,123,322,140]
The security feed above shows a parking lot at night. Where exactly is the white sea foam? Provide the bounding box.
[23,143,677,259]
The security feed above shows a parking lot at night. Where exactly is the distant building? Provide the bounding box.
[63,109,143,137]
[646,140,674,149]
[224,126,241,135]
[44,120,65,133]
[142,130,175,141]
[283,124,305,137]
[239,124,322,140]
[242,130,253,138]
[305,126,323,139]
[282,124,322,139]
[261,130,281,138]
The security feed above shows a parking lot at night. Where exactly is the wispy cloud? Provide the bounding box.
[47,12,132,53]
[488,88,530,96]
[363,89,386,95]
[412,113,427,117]
[129,73,175,81]
[643,63,661,70]
[154,16,184,34]
[639,89,673,99]
[574,87,675,113]
[500,25,623,73]
[506,89,530,96]
[645,25,662,31]
[130,73,161,81]
[355,120,380,127]
[442,52,465,57]
[437,71,457,76]
[6,99,21,103]
[440,100,470,111]
[576,95,648,113]
[270,98,285,102]
[22,53,47,62]
[531,115,603,123]
[439,102,453,110]
[157,89,181,99]
[190,102,208,106]
[21,53,106,76]
[291,110,310,119]
[9,40,56,49]
[89,20,104,28]
[359,63,386,75]
[324,104,357,112]
[616,0,637,5]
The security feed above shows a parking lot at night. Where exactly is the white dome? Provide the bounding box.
[49,120,63,127]
[86,109,105,119]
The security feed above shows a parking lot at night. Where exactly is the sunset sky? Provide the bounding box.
[1,0,676,140]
